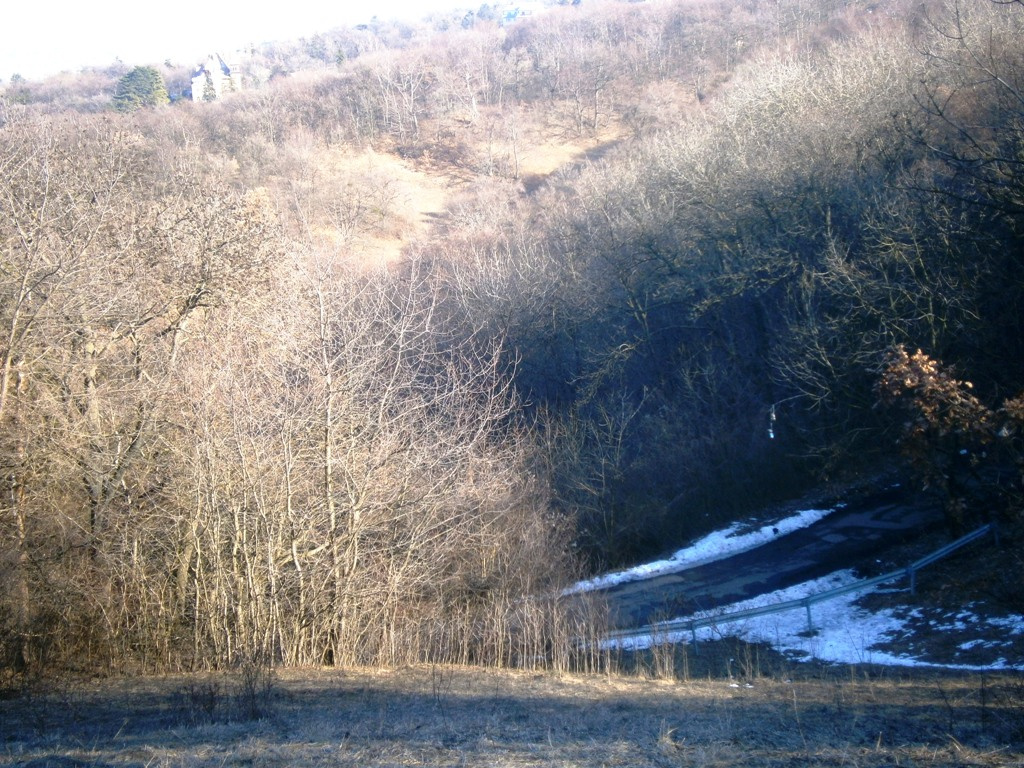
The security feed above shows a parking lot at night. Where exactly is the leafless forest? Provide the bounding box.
[2,0,1023,678]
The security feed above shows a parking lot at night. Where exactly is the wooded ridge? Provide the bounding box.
[1,0,1022,676]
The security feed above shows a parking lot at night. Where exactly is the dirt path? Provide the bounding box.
[601,484,946,628]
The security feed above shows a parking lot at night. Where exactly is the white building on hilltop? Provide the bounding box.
[501,0,556,24]
[191,54,238,102]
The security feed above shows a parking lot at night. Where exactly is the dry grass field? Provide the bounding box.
[2,658,1022,767]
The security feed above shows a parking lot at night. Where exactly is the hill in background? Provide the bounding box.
[1,0,1022,676]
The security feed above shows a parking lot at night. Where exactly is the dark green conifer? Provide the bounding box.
[202,71,218,102]
[113,65,169,112]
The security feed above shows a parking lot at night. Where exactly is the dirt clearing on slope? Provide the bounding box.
[280,146,454,268]
[290,123,623,268]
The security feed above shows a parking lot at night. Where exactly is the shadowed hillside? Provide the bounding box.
[1,0,1022,677]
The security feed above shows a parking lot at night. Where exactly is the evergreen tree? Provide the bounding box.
[202,71,218,102]
[113,66,169,112]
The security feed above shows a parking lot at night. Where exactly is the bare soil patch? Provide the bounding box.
[2,664,1022,767]
[313,147,456,267]
[317,117,624,266]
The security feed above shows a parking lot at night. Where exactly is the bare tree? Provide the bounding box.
[0,112,283,671]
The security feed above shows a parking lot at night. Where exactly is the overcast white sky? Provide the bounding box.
[2,0,466,81]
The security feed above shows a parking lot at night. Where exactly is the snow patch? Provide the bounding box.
[568,507,834,594]
[577,495,1023,668]
[606,571,1024,670]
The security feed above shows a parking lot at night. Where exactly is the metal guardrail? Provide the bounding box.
[604,523,996,649]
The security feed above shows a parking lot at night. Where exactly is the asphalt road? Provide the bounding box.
[600,483,945,629]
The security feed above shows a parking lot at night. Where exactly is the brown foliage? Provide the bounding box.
[877,346,1024,530]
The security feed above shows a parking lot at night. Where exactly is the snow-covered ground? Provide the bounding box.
[585,506,1024,670]
[568,506,836,593]
[611,569,1023,670]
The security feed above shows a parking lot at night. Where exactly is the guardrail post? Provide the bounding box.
[804,599,814,632]
[690,623,698,654]
[906,565,916,596]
